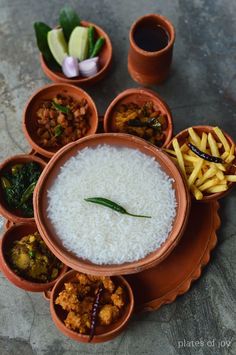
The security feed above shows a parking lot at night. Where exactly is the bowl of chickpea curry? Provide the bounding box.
[50,270,134,343]
[23,83,98,158]
[104,88,173,147]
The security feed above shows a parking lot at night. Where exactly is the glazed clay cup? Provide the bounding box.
[0,222,68,292]
[50,270,134,343]
[0,154,46,223]
[128,14,175,85]
[167,126,236,202]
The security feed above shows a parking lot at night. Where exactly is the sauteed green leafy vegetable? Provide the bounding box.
[1,162,42,217]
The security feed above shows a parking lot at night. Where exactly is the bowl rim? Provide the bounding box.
[49,269,134,342]
[0,154,47,223]
[33,132,190,276]
[166,125,236,202]
[0,221,68,291]
[22,82,99,158]
[103,87,173,148]
[40,20,113,84]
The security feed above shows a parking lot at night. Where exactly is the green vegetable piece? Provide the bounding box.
[59,5,81,42]
[1,176,11,189]
[33,22,61,71]
[89,37,105,58]
[47,28,68,65]
[88,26,95,57]
[19,181,37,207]
[69,26,89,61]
[84,197,151,218]
[52,101,71,114]
[29,250,36,258]
[11,164,23,175]
[54,124,64,137]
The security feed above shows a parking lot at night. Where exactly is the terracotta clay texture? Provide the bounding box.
[49,270,134,343]
[167,126,236,202]
[34,133,191,276]
[0,222,68,292]
[103,88,173,147]
[40,21,112,86]
[23,83,98,158]
[125,200,220,312]
[0,154,46,223]
[128,14,175,85]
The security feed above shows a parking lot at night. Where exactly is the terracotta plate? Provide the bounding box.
[125,201,220,312]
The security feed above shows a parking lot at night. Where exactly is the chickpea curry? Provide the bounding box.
[114,101,168,146]
[55,273,126,340]
[9,232,63,282]
[36,94,90,148]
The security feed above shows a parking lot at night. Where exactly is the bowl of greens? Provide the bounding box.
[0,154,46,223]
[35,6,112,86]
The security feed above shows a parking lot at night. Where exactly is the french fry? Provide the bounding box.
[214,163,226,172]
[191,185,203,200]
[164,148,177,156]
[180,143,189,153]
[198,178,219,191]
[206,185,228,193]
[218,179,227,185]
[225,143,235,163]
[195,166,217,187]
[225,175,236,182]
[188,132,207,186]
[221,151,229,160]
[172,138,186,178]
[201,132,208,151]
[213,127,230,152]
[183,154,199,163]
[216,170,225,181]
[188,128,201,146]
[208,133,220,157]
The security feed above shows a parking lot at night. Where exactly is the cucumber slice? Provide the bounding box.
[47,28,68,65]
[34,22,61,71]
[68,26,89,61]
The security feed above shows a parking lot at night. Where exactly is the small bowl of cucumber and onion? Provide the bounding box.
[35,6,112,86]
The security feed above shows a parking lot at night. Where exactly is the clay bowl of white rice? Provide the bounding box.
[34,133,191,275]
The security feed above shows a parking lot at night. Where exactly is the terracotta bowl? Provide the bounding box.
[40,21,112,86]
[50,270,134,343]
[103,88,173,148]
[34,133,191,276]
[167,125,236,202]
[0,154,46,223]
[0,222,68,292]
[23,83,99,158]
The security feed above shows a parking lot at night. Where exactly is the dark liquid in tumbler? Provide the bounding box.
[134,22,169,52]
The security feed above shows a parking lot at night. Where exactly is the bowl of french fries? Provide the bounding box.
[165,126,236,201]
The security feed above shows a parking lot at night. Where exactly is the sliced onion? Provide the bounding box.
[62,56,79,78]
[78,57,99,77]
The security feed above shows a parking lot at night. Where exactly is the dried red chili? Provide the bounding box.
[88,284,104,342]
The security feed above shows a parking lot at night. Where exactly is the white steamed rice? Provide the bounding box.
[47,145,176,264]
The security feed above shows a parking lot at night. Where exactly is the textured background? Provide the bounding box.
[0,0,236,354]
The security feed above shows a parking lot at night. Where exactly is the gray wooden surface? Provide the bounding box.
[0,0,236,354]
